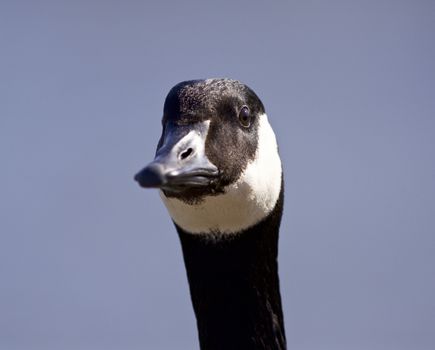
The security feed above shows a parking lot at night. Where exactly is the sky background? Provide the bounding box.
[1,1,434,349]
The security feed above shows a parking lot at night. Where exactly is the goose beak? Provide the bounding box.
[134,120,218,192]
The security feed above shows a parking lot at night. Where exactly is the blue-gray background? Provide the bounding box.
[1,1,434,349]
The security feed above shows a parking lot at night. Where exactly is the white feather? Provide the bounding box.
[161,114,282,234]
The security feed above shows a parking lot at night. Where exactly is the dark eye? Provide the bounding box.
[238,106,251,128]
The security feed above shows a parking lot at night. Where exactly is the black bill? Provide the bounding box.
[134,120,219,193]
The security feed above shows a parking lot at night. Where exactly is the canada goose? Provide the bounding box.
[135,79,286,350]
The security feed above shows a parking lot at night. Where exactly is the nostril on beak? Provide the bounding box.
[180,147,193,160]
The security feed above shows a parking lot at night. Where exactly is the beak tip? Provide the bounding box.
[134,163,166,188]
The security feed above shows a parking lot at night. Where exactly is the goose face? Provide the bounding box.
[135,79,263,200]
[135,79,282,233]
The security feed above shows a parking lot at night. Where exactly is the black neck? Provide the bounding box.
[176,189,286,350]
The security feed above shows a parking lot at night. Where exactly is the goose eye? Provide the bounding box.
[238,106,251,128]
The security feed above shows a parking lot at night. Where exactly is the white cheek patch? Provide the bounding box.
[160,114,282,234]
